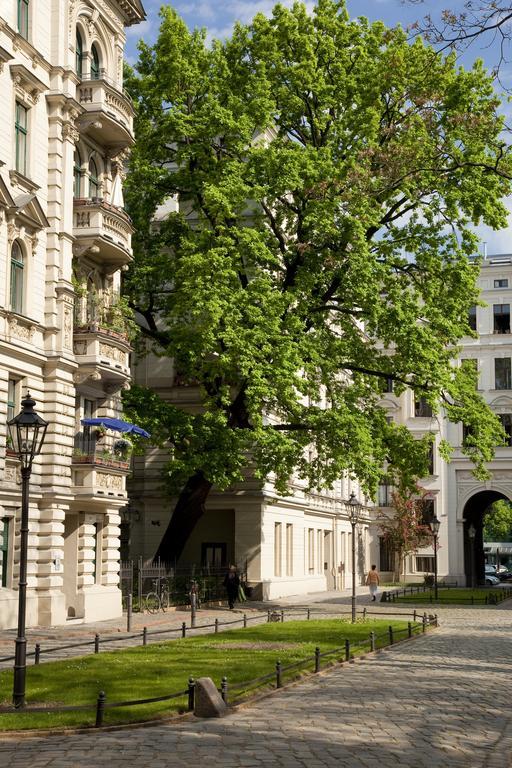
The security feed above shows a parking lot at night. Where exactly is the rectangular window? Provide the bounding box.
[92,522,102,584]
[495,358,512,390]
[379,536,393,572]
[308,528,314,574]
[7,378,18,423]
[15,102,28,176]
[378,483,392,507]
[274,522,282,577]
[0,517,10,587]
[17,0,29,39]
[495,279,509,288]
[416,556,435,572]
[317,530,323,574]
[499,414,512,447]
[494,304,511,334]
[286,524,293,577]
[420,499,435,526]
[468,305,477,332]
[427,444,435,475]
[415,396,433,418]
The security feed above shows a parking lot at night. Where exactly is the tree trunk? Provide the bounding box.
[154,470,213,563]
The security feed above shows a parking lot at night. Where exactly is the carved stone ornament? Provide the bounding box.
[99,342,126,364]
[64,307,72,349]
[62,123,80,143]
[8,316,35,343]
[4,465,21,485]
[96,473,123,490]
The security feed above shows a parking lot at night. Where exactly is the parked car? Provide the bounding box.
[497,570,512,582]
[485,574,500,585]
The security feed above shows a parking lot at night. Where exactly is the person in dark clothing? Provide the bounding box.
[223,565,240,609]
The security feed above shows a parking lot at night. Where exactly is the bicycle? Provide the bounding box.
[144,578,170,613]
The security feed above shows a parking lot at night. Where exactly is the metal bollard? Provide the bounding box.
[422,615,427,633]
[345,638,350,662]
[95,691,106,728]
[94,633,100,654]
[267,609,271,623]
[127,594,133,633]
[408,622,412,638]
[243,613,247,628]
[434,614,438,627]
[182,622,186,638]
[34,643,41,665]
[221,676,228,703]
[388,626,394,645]
[370,631,375,652]
[281,610,284,623]
[188,676,195,711]
[314,646,320,673]
[142,626,147,646]
[413,609,417,622]
[215,618,219,634]
[307,608,310,621]
[276,660,282,689]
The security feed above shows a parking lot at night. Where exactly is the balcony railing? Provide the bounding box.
[77,77,134,149]
[72,432,131,471]
[73,198,134,266]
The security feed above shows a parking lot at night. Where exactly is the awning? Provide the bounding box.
[81,417,151,438]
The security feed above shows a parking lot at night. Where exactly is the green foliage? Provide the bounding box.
[483,499,512,542]
[123,0,511,501]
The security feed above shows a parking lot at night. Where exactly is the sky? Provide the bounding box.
[125,0,511,255]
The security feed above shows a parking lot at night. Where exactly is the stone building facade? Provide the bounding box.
[380,253,512,586]
[0,0,145,629]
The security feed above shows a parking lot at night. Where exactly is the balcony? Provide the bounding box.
[73,199,134,267]
[71,433,131,501]
[77,75,134,150]
[73,325,131,386]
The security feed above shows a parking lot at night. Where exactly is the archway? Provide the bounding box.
[462,490,509,585]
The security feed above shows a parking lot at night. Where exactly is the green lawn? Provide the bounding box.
[391,587,510,604]
[0,618,418,730]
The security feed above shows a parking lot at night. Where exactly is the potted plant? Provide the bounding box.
[113,437,133,460]
[5,434,17,457]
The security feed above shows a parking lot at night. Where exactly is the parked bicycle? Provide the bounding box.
[144,578,170,613]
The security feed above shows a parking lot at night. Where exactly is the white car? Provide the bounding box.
[485,574,500,585]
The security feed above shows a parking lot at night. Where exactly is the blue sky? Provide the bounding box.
[125,1,511,255]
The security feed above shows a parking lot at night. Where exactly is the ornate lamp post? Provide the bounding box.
[7,393,48,709]
[468,523,476,589]
[348,492,361,624]
[429,515,441,601]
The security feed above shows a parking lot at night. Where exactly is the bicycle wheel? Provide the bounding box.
[145,592,161,614]
[160,589,169,612]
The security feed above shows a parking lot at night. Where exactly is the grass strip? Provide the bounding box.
[0,618,415,730]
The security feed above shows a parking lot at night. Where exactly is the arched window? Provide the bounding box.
[74,149,82,198]
[76,29,83,77]
[10,240,24,314]
[89,158,99,198]
[17,0,29,39]
[91,44,100,79]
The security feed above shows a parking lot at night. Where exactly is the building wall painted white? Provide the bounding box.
[0,0,145,629]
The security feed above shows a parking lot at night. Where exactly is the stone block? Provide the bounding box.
[194,677,227,718]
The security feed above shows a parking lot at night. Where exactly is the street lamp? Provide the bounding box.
[7,393,48,709]
[347,492,361,623]
[468,524,476,589]
[429,515,441,601]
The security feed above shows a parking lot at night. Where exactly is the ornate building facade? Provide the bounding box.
[0,0,145,629]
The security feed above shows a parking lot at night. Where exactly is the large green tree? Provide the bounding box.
[484,500,512,542]
[123,0,511,562]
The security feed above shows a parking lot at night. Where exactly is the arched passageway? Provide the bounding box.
[462,490,509,585]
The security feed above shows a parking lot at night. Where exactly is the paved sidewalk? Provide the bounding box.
[1,600,511,766]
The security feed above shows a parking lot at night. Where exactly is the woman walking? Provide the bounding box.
[366,564,380,602]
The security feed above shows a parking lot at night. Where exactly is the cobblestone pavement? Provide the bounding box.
[1,601,512,767]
